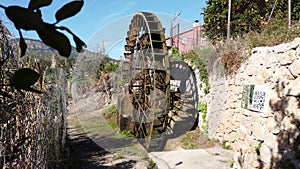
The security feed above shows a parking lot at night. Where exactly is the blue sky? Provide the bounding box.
[0,0,206,59]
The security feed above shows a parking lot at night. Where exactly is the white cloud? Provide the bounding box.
[125,1,136,10]
[103,12,123,20]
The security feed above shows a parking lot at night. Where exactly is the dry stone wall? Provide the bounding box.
[210,38,300,169]
[206,58,227,137]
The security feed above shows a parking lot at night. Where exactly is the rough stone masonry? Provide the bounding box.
[207,38,300,169]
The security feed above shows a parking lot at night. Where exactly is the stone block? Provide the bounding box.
[245,134,258,148]
[235,113,251,128]
[261,68,273,81]
[272,39,299,54]
[290,37,300,49]
[250,113,262,122]
[263,132,278,148]
[289,59,300,77]
[227,131,238,142]
[269,97,281,111]
[244,74,265,84]
[280,116,294,131]
[277,130,290,150]
[260,144,272,165]
[265,117,280,135]
[278,51,295,66]
[274,66,295,82]
[255,74,267,84]
[231,140,239,150]
[250,122,266,141]
[289,130,300,145]
[229,101,238,109]
[283,77,300,97]
[274,110,285,122]
[264,53,278,66]
[246,65,260,76]
[252,46,270,55]
[281,96,300,116]
[244,152,260,168]
[236,126,247,140]
[223,132,231,141]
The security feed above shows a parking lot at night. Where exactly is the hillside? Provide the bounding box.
[21,38,117,62]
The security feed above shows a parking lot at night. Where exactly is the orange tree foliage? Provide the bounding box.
[202,0,300,42]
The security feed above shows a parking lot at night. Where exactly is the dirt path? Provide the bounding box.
[66,114,149,169]
[66,104,234,169]
[66,88,151,169]
[66,86,234,169]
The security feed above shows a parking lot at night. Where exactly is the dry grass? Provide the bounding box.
[219,18,300,76]
[221,46,242,76]
[179,128,215,149]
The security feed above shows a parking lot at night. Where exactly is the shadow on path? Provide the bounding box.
[66,126,138,169]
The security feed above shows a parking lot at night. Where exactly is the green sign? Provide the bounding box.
[241,85,268,113]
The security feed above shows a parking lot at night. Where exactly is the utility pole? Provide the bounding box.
[288,0,291,29]
[227,0,231,39]
[170,12,181,47]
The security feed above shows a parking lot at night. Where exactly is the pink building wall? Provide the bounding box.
[166,26,208,53]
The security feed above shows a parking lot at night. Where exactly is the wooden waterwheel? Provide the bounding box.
[119,12,198,151]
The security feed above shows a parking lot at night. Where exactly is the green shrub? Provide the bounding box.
[104,62,119,73]
[198,102,207,113]
[97,57,119,77]
[172,47,211,95]
[198,102,208,133]
[171,47,182,61]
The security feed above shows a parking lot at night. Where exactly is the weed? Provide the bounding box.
[198,102,207,113]
[118,130,134,138]
[143,157,158,169]
[185,143,196,149]
[180,135,197,149]
[105,105,118,116]
[229,160,235,168]
[220,40,243,76]
[255,141,263,155]
[171,47,182,61]
[185,135,193,141]
[222,141,231,150]
[198,102,208,133]
[107,122,117,129]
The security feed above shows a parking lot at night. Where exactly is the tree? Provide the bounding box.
[292,1,300,20]
[202,0,300,42]
[0,0,86,58]
[0,0,86,96]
